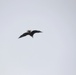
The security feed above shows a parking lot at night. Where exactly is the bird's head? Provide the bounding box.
[27,30,31,33]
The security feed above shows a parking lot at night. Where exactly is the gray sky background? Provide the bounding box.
[0,0,76,75]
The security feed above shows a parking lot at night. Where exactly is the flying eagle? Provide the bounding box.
[19,30,42,38]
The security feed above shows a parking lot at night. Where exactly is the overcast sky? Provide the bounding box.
[0,0,76,75]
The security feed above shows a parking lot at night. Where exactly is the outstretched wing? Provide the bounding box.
[31,30,42,36]
[19,32,29,38]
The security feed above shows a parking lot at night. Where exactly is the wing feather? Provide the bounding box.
[31,30,42,36]
[19,32,29,38]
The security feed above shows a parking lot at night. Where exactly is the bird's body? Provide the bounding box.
[19,30,42,38]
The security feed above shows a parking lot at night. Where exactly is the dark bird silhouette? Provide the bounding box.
[19,30,42,38]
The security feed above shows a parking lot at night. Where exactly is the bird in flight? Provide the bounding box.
[19,30,42,38]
